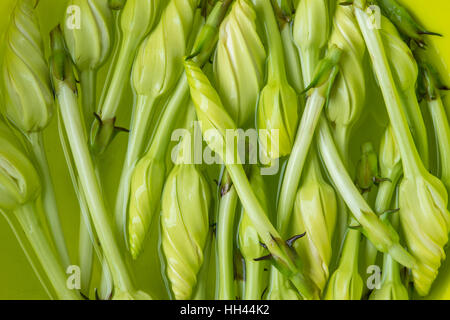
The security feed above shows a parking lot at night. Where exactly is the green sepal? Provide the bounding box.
[302,45,342,93]
[90,114,129,155]
[187,0,234,62]
[49,26,77,93]
[270,0,294,26]
[377,0,441,47]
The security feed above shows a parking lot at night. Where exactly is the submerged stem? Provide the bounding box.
[15,203,80,300]
[217,184,238,300]
[115,94,157,240]
[427,96,450,192]
[226,163,317,299]
[56,82,134,294]
[353,6,424,178]
[255,0,288,82]
[277,89,325,236]
[317,115,414,268]
[28,132,70,268]
[80,69,96,126]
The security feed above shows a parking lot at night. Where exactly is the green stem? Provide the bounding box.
[277,89,326,236]
[374,167,403,215]
[217,185,238,300]
[80,69,96,126]
[378,182,403,291]
[1,209,54,299]
[427,96,450,192]
[56,82,134,294]
[316,115,415,268]
[147,75,190,158]
[98,36,137,121]
[78,200,94,295]
[115,75,189,242]
[28,132,70,268]
[403,90,429,168]
[15,203,81,300]
[333,125,350,167]
[226,163,317,299]
[114,94,157,240]
[341,227,362,280]
[354,6,424,178]
[301,47,321,86]
[244,259,266,300]
[255,0,288,82]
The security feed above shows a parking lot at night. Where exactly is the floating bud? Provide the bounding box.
[326,4,365,154]
[2,0,53,133]
[132,0,198,97]
[324,229,363,300]
[255,0,299,160]
[161,162,211,300]
[63,0,113,72]
[293,0,330,83]
[0,121,40,211]
[381,15,429,166]
[292,152,337,292]
[127,155,166,259]
[399,172,450,295]
[214,0,266,127]
[238,167,269,300]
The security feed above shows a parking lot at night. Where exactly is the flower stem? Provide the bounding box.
[56,82,134,294]
[115,75,189,243]
[115,94,158,241]
[255,0,288,82]
[403,90,429,168]
[226,163,317,299]
[317,115,415,268]
[78,204,94,295]
[375,167,403,215]
[217,184,238,300]
[28,132,70,268]
[427,96,450,192]
[98,36,136,122]
[354,5,424,178]
[243,259,266,300]
[277,89,326,236]
[80,69,96,126]
[14,203,81,300]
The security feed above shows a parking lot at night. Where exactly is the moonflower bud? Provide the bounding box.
[161,162,211,300]
[399,172,450,296]
[2,0,53,133]
[326,4,365,151]
[324,229,363,300]
[132,0,198,97]
[381,16,429,166]
[63,0,113,72]
[0,121,40,211]
[214,0,266,127]
[292,153,337,292]
[127,155,165,259]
